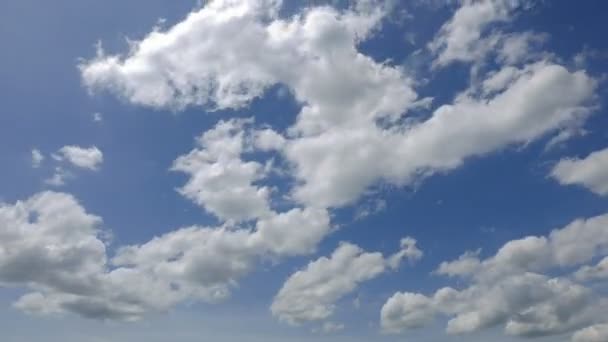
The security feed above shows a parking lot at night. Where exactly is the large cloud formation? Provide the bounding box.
[1,188,329,321]
[80,0,596,210]
[1,0,603,337]
[381,213,608,340]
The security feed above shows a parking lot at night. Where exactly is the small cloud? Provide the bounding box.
[314,322,345,334]
[93,112,103,123]
[31,149,44,168]
[355,199,387,220]
[44,167,72,187]
[55,145,103,170]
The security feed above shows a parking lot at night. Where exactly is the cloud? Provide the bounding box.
[271,238,421,326]
[31,149,44,168]
[69,0,602,331]
[573,324,608,342]
[54,146,104,171]
[428,0,518,66]
[79,0,597,212]
[80,0,389,111]
[172,119,272,222]
[551,147,608,196]
[0,189,330,321]
[254,128,286,151]
[44,167,72,187]
[575,256,608,282]
[381,212,608,339]
[286,61,596,207]
[93,112,103,122]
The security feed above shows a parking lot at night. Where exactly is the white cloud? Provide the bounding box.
[575,256,608,282]
[381,212,608,338]
[381,292,435,332]
[44,167,72,187]
[172,119,272,222]
[573,324,608,342]
[551,147,608,196]
[79,0,597,211]
[0,190,331,321]
[31,149,44,168]
[286,61,596,207]
[271,238,421,326]
[428,0,516,67]
[80,0,389,111]
[254,128,285,151]
[54,146,104,171]
[70,0,603,331]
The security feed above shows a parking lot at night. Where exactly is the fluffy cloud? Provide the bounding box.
[287,61,596,207]
[68,0,602,331]
[172,119,272,222]
[54,145,104,171]
[381,213,608,339]
[80,0,597,211]
[551,147,608,196]
[0,189,331,321]
[80,0,390,111]
[271,238,421,326]
[428,0,517,66]
[0,192,106,292]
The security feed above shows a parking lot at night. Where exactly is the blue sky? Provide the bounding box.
[1,0,608,341]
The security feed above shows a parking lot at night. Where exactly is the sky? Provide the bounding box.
[1,0,608,341]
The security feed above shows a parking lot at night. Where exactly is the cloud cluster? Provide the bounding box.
[271,238,422,327]
[35,145,104,187]
[81,0,596,212]
[0,189,330,321]
[381,213,608,340]
[4,0,603,334]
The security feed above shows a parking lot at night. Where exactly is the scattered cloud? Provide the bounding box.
[44,167,72,187]
[93,112,103,123]
[54,146,104,171]
[381,213,608,339]
[271,238,421,326]
[0,190,330,321]
[31,149,44,168]
[551,147,608,196]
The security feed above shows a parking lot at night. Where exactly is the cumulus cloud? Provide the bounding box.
[381,213,608,339]
[62,0,602,331]
[80,0,389,111]
[551,147,608,196]
[172,119,272,222]
[428,0,517,66]
[79,0,597,211]
[271,238,421,326]
[0,190,331,321]
[287,61,596,207]
[54,146,104,171]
